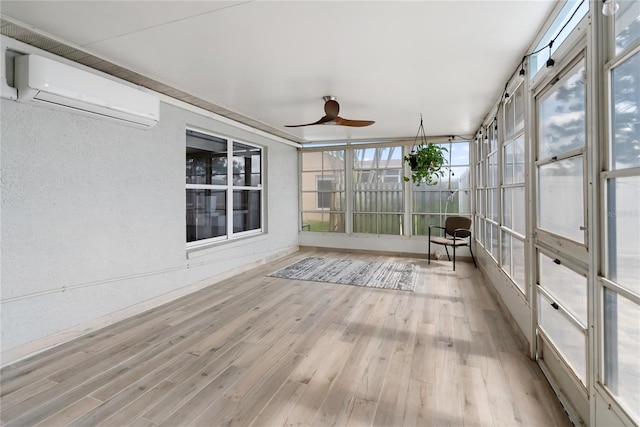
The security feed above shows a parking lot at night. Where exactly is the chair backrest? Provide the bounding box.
[444,216,472,238]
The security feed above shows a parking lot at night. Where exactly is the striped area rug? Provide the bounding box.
[268,257,418,292]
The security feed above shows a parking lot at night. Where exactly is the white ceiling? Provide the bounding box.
[1,1,556,143]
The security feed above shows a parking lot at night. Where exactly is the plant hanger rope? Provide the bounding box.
[413,114,428,150]
[404,115,448,185]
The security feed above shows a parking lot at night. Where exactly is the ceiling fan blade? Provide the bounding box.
[284,115,335,128]
[334,117,375,127]
[284,97,372,128]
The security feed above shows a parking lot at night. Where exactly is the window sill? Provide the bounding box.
[186,231,266,260]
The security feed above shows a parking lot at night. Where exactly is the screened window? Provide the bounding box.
[529,0,588,78]
[605,176,640,293]
[611,51,640,170]
[316,176,335,209]
[537,59,586,244]
[475,133,486,248]
[353,146,404,235]
[301,150,345,232]
[186,130,262,244]
[413,141,471,236]
[538,253,588,385]
[602,16,640,420]
[614,0,640,55]
[603,290,640,422]
[502,84,527,293]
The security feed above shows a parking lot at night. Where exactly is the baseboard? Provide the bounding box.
[298,245,474,262]
[476,263,530,354]
[1,246,299,367]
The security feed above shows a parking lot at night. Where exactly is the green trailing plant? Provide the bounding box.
[403,116,448,185]
[403,142,448,185]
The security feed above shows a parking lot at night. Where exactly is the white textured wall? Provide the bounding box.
[0,98,299,353]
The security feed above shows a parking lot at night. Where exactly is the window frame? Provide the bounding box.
[597,29,640,423]
[534,54,589,259]
[186,128,263,248]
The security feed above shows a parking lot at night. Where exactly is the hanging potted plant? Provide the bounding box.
[404,116,448,185]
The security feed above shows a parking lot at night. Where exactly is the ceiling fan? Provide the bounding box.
[285,96,375,128]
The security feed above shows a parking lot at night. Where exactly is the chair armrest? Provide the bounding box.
[452,228,472,240]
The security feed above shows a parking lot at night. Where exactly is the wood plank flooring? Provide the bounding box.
[0,249,571,426]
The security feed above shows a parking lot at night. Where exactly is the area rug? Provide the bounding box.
[268,257,418,292]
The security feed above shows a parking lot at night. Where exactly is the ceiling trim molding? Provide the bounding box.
[0,17,304,146]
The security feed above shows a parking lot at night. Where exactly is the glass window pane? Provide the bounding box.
[539,292,587,384]
[447,188,472,215]
[538,156,584,243]
[353,213,402,235]
[513,186,526,236]
[232,142,261,186]
[504,143,514,185]
[413,191,443,214]
[301,212,344,232]
[301,191,316,212]
[186,189,226,242]
[512,237,526,292]
[302,150,345,171]
[353,146,404,235]
[539,61,586,159]
[440,142,470,166]
[606,176,640,294]
[233,190,261,232]
[446,166,471,190]
[186,132,228,185]
[611,51,640,170]
[301,151,323,171]
[505,96,515,140]
[476,216,485,246]
[317,177,335,208]
[378,214,403,235]
[501,232,512,276]
[488,153,498,187]
[488,188,499,222]
[514,84,525,132]
[354,191,376,213]
[490,223,499,260]
[614,0,640,54]
[301,171,319,192]
[377,190,403,213]
[489,121,498,153]
[413,214,442,237]
[539,254,587,325]
[515,134,526,184]
[529,0,588,78]
[353,147,378,169]
[503,188,513,229]
[603,289,640,422]
[476,189,485,217]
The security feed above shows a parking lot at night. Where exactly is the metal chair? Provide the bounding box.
[428,216,477,271]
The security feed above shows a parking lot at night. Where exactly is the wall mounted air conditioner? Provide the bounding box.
[14,54,159,128]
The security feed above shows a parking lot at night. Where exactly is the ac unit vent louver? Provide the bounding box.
[15,54,159,128]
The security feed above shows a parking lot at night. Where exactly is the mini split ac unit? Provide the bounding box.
[14,54,159,128]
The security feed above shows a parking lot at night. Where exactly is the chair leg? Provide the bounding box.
[444,246,451,261]
[469,244,477,268]
[428,234,431,265]
[453,245,456,271]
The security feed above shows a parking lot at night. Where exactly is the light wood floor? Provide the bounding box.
[0,249,571,427]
